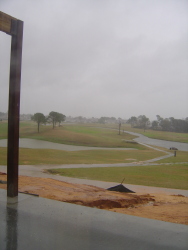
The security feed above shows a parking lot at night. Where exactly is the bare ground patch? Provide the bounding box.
[0,172,187,225]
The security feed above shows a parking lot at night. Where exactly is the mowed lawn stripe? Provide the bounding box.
[0,147,166,165]
[48,164,188,190]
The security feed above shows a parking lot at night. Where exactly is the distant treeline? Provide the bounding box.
[0,111,32,121]
[0,112,7,120]
[1,110,188,133]
[127,115,188,133]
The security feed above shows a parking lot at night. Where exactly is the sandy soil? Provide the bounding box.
[0,172,188,225]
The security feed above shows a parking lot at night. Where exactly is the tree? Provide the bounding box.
[127,116,137,127]
[151,120,158,130]
[118,118,122,135]
[156,115,163,122]
[31,113,46,133]
[48,111,66,128]
[98,117,106,124]
[152,115,188,132]
[160,118,171,131]
[56,112,66,126]
[76,116,84,123]
[169,117,188,133]
[48,111,56,129]
[138,115,150,132]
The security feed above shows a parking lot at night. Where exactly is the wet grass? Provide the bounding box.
[0,121,8,139]
[48,163,188,190]
[1,121,187,145]
[127,127,187,142]
[97,123,188,143]
[141,130,188,143]
[0,121,145,149]
[158,151,188,163]
[1,121,187,166]
[0,147,166,165]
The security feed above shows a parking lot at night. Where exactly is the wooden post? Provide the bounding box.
[0,12,24,198]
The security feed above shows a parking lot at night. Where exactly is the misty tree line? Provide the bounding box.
[127,115,188,133]
[1,111,187,133]
[98,117,117,124]
[31,111,66,133]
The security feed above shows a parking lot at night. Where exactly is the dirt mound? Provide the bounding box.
[68,194,154,209]
[81,195,154,209]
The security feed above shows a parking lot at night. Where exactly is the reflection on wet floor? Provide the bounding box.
[6,205,18,250]
[0,189,188,250]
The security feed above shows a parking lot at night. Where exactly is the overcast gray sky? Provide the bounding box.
[0,0,188,120]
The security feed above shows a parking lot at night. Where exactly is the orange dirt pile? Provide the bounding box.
[0,172,188,225]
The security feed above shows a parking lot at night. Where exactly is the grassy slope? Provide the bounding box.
[158,151,188,163]
[1,121,188,143]
[19,122,146,149]
[1,121,188,189]
[0,147,166,165]
[96,123,188,143]
[48,164,188,190]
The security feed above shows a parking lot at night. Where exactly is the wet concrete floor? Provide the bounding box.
[0,189,188,250]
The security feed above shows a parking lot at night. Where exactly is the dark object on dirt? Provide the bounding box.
[170,147,178,150]
[107,184,135,193]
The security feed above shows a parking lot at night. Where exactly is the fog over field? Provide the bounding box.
[0,0,187,120]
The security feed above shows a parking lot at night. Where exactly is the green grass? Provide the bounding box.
[125,126,188,143]
[1,121,187,144]
[1,121,187,190]
[158,151,188,163]
[48,163,188,190]
[19,122,146,149]
[97,123,188,143]
[0,121,8,139]
[0,147,166,165]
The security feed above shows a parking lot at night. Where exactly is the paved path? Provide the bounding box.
[133,142,174,162]
[0,137,186,196]
[0,138,137,151]
[0,137,175,163]
[124,130,188,151]
[0,135,187,196]
[95,127,188,151]
[1,164,188,197]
